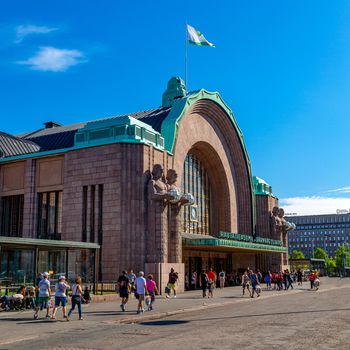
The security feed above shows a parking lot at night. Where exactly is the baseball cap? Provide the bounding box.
[59,275,66,280]
[43,272,49,277]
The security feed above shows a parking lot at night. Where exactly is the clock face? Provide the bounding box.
[191,206,198,221]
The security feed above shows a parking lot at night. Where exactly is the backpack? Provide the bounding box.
[219,272,225,278]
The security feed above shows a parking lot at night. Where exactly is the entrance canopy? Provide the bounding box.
[182,232,287,254]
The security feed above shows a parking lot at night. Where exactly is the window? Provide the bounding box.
[182,154,211,235]
[1,195,24,237]
[37,191,62,240]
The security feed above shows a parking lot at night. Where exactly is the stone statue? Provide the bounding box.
[166,169,189,205]
[148,164,174,202]
[270,206,295,239]
[270,206,280,239]
[278,208,295,233]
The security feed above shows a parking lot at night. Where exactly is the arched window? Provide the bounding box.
[182,154,211,235]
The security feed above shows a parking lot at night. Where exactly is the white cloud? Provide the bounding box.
[17,47,85,72]
[15,25,57,43]
[280,196,350,216]
[326,186,350,194]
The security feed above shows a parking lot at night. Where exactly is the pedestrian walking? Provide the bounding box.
[277,271,284,290]
[117,270,130,312]
[191,271,197,289]
[264,271,272,290]
[297,268,303,286]
[146,274,158,311]
[68,276,84,320]
[242,270,251,297]
[127,270,136,292]
[256,270,262,284]
[309,271,317,289]
[219,270,226,288]
[207,267,216,288]
[199,270,208,298]
[166,268,179,298]
[185,273,189,290]
[286,269,294,290]
[51,276,70,321]
[34,272,51,320]
[249,270,260,298]
[135,271,147,314]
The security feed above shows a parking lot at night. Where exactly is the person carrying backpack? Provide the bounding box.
[219,270,226,289]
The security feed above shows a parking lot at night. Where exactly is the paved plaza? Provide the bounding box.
[1,278,350,349]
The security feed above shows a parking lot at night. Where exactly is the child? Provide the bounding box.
[207,278,214,298]
[314,278,320,291]
[145,295,152,311]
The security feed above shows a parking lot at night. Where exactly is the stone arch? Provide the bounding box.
[171,98,254,235]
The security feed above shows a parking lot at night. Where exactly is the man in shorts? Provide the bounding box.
[117,270,130,312]
[34,272,51,319]
[166,268,179,298]
[135,271,147,314]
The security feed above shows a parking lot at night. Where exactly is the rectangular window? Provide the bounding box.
[37,191,62,240]
[90,185,95,243]
[1,195,24,237]
[82,186,88,242]
[98,184,103,245]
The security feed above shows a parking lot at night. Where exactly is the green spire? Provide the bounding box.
[162,77,187,107]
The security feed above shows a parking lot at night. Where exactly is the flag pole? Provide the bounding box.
[185,22,188,93]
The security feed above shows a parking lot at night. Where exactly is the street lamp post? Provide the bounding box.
[342,242,350,277]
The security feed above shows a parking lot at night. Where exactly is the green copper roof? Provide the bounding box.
[74,115,165,150]
[253,176,274,196]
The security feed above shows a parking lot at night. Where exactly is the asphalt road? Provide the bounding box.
[1,279,350,349]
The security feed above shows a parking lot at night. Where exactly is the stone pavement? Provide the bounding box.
[0,277,349,349]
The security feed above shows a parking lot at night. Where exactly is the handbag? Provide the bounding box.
[72,295,81,303]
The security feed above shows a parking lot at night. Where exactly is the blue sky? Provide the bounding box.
[1,0,350,214]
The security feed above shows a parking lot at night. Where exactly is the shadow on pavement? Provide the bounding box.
[140,320,189,326]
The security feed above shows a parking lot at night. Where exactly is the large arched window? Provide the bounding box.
[182,154,211,235]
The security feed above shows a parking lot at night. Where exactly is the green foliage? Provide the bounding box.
[326,257,336,273]
[291,249,305,259]
[335,246,350,269]
[314,247,328,260]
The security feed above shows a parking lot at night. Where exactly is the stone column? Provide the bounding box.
[147,199,168,263]
[168,204,182,263]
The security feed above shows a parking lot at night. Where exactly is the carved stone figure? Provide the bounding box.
[148,164,174,202]
[166,169,189,205]
[147,164,173,263]
[270,206,280,239]
[166,169,188,263]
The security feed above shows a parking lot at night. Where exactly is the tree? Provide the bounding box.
[335,246,350,270]
[291,250,305,259]
[326,257,336,274]
[314,247,328,260]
